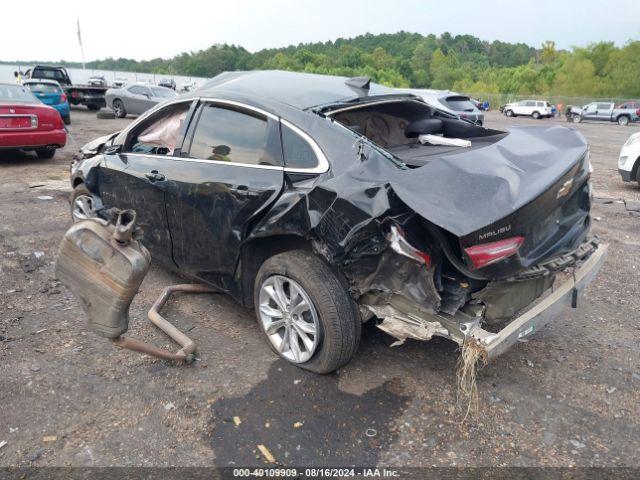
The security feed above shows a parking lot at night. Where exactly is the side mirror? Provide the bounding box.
[104,144,123,155]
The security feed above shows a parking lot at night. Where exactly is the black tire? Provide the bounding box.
[35,149,55,160]
[618,115,630,126]
[112,99,126,118]
[254,250,361,374]
[96,110,116,120]
[63,115,71,125]
[532,111,541,119]
[572,115,582,124]
[505,109,514,117]
[86,104,101,111]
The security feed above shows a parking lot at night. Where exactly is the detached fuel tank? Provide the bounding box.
[55,210,151,338]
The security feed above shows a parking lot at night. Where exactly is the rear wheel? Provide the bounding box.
[505,109,514,117]
[254,250,361,374]
[70,184,99,222]
[112,99,126,118]
[618,116,630,126]
[63,115,71,125]
[35,149,55,160]
[532,111,541,119]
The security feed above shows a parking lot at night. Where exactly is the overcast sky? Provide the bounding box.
[2,0,638,62]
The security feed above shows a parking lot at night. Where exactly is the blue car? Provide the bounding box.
[23,79,70,125]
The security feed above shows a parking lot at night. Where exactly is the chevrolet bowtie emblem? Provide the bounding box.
[557,179,574,198]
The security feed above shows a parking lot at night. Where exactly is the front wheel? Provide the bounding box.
[572,114,582,123]
[505,109,514,117]
[112,99,127,118]
[70,184,99,222]
[254,250,360,374]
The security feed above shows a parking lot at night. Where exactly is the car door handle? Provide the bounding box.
[145,171,165,182]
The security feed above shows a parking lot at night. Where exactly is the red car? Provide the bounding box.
[0,83,66,159]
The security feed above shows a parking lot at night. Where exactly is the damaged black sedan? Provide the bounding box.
[69,70,607,373]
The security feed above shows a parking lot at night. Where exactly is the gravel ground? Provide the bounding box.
[0,109,638,469]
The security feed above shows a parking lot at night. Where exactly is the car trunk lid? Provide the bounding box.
[387,125,591,278]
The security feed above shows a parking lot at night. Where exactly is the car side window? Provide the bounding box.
[123,102,190,155]
[597,103,610,110]
[129,86,146,95]
[187,105,271,166]
[281,123,318,170]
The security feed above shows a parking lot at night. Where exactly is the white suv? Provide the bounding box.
[618,131,640,185]
[503,100,552,119]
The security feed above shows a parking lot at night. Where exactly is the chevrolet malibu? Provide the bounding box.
[69,70,607,373]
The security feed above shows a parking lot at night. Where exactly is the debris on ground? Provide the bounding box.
[0,440,7,450]
[42,436,58,443]
[233,416,242,426]
[257,444,276,463]
[456,338,488,422]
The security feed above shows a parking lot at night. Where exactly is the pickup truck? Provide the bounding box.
[566,101,640,126]
[17,66,107,110]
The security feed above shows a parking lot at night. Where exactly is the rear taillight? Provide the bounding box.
[60,93,67,104]
[388,225,432,268]
[464,236,524,270]
[636,109,640,116]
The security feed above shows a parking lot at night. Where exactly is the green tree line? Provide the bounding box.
[7,32,640,98]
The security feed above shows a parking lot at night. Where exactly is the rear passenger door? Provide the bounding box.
[164,100,285,289]
[597,103,613,120]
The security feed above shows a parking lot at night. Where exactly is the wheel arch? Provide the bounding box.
[631,155,640,181]
[239,234,313,308]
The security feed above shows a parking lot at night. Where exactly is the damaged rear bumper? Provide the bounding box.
[364,241,608,360]
[467,241,608,359]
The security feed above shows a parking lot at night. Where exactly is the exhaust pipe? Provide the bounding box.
[56,209,216,363]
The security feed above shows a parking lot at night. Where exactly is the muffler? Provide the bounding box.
[55,209,216,363]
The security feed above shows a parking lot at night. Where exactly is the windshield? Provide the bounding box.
[0,84,37,102]
[152,88,178,99]
[25,82,61,94]
[441,96,476,112]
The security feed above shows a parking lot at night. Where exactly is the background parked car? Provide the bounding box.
[618,131,640,185]
[18,66,107,110]
[566,101,640,126]
[158,78,176,90]
[0,83,66,159]
[503,100,552,119]
[400,89,484,124]
[105,83,178,117]
[22,79,71,125]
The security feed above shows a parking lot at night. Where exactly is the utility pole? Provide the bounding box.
[77,18,86,69]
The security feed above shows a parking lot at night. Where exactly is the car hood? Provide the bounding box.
[387,125,588,237]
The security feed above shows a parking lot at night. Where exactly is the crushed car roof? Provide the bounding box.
[198,70,403,111]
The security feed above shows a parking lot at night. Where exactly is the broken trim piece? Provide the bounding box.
[360,242,608,360]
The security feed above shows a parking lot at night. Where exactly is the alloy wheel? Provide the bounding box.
[258,275,320,363]
[72,194,97,222]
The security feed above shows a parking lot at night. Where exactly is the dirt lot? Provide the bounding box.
[0,109,639,470]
